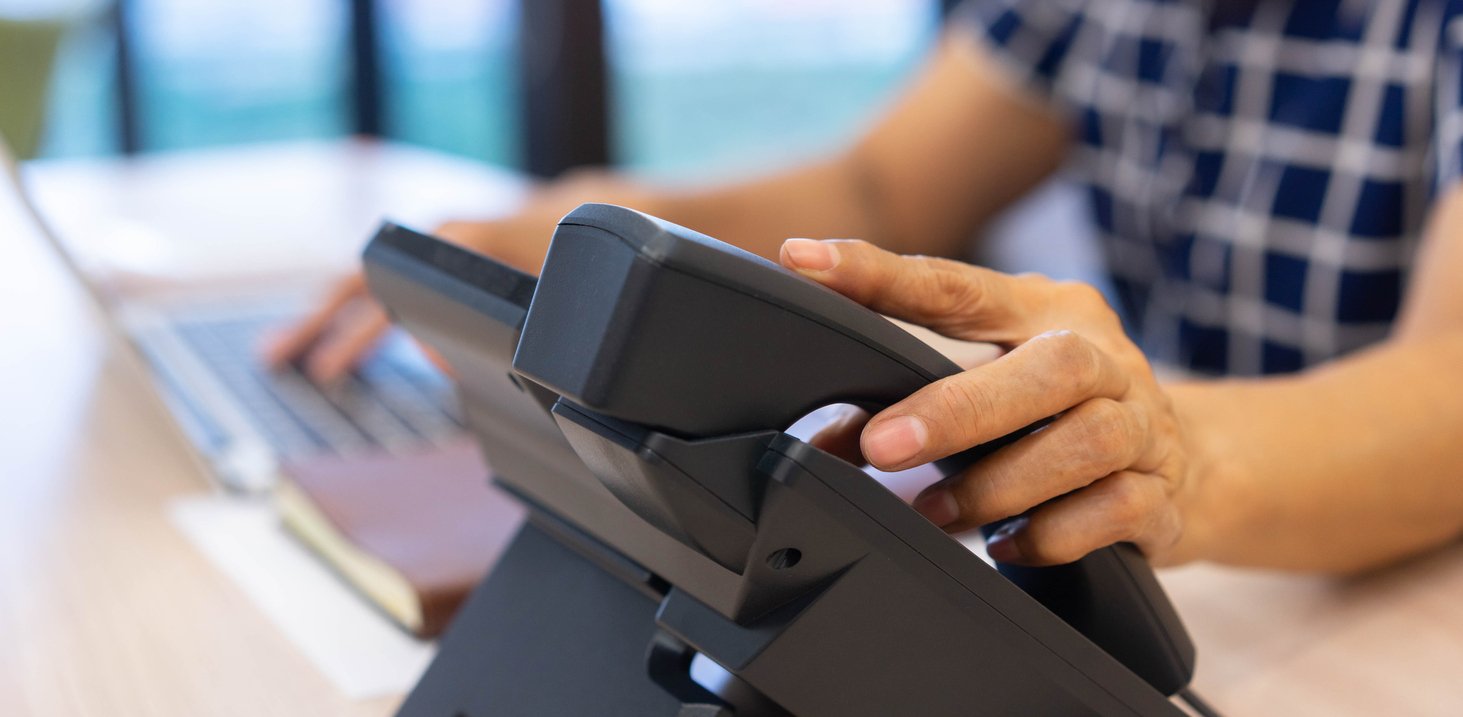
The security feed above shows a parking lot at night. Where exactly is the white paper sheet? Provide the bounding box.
[167,494,435,700]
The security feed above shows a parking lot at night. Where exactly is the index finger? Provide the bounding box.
[860,329,1131,471]
[259,273,367,368]
[780,238,1045,345]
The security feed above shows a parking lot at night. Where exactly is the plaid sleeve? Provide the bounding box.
[949,0,1094,112]
[1433,8,1463,196]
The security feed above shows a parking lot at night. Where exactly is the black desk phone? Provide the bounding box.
[364,204,1200,717]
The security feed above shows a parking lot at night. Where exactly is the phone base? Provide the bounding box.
[396,515,789,717]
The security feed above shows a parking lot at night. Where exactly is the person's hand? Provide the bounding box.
[258,219,544,382]
[260,170,636,381]
[805,320,1001,465]
[781,238,1198,567]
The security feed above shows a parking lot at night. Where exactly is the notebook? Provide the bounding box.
[277,440,524,638]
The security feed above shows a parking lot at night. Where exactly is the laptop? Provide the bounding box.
[5,138,527,492]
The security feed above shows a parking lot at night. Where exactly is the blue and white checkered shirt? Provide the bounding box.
[960,0,1463,376]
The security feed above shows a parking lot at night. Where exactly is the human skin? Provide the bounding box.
[265,27,1463,572]
[261,32,1067,380]
[779,234,1463,574]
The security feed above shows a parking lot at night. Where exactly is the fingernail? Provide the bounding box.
[987,521,1025,564]
[912,489,959,527]
[782,239,839,273]
[862,415,928,467]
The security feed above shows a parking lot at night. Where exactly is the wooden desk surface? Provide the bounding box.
[3,141,1461,717]
[0,143,422,716]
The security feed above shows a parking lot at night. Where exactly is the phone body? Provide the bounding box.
[365,205,1195,717]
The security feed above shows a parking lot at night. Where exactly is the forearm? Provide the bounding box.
[634,153,887,261]
[494,153,880,263]
[526,33,1069,262]
[1170,334,1463,573]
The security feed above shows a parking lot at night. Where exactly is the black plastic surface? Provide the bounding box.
[396,519,684,717]
[364,223,752,619]
[513,204,958,436]
[512,204,1195,693]
[363,215,1198,716]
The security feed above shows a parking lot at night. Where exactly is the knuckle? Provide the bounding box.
[913,257,987,323]
[929,377,993,435]
[1019,526,1087,566]
[1037,330,1103,396]
[1142,505,1185,556]
[1056,280,1124,329]
[1104,473,1155,532]
[1055,280,1104,305]
[1071,399,1133,469]
[1014,272,1056,298]
[957,474,1021,525]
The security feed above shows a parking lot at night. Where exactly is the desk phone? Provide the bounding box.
[364,204,1200,717]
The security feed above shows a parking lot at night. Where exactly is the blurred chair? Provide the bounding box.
[0,16,68,159]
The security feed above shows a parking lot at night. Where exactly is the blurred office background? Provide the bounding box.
[3,0,947,179]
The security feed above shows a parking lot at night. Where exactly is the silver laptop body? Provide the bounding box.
[2,139,489,492]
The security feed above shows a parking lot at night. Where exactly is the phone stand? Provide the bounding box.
[364,207,1196,717]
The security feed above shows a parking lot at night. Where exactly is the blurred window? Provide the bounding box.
[3,0,114,157]
[605,0,940,178]
[379,0,520,167]
[43,19,118,157]
[130,0,349,151]
[33,0,936,172]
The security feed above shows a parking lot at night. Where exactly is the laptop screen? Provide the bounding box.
[0,133,121,313]
[12,140,531,308]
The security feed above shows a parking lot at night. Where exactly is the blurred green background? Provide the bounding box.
[6,0,939,177]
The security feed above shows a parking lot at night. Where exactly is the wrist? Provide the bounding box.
[1160,381,1253,565]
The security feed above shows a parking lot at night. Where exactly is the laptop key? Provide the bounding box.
[169,312,463,458]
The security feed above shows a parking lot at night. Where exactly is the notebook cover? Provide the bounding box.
[280,440,524,638]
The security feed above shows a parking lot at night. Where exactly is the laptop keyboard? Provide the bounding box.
[169,314,464,458]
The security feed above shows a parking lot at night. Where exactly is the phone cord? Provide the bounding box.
[1177,687,1224,717]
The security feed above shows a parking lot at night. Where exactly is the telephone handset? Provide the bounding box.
[513,203,1195,694]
